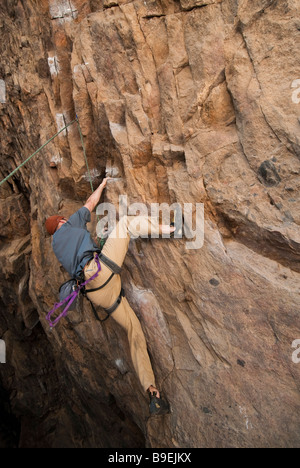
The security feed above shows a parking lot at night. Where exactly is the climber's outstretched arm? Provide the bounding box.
[84,178,109,213]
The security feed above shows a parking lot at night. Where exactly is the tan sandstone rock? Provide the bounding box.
[0,0,299,448]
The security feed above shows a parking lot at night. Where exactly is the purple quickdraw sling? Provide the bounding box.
[46,254,102,328]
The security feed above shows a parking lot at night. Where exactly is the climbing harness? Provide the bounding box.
[46,253,102,328]
[81,252,124,323]
[47,252,125,328]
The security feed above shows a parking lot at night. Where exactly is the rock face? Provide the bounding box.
[0,0,300,448]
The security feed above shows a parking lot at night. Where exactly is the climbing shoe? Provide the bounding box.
[149,392,170,416]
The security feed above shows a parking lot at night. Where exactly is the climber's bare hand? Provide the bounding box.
[100,177,109,189]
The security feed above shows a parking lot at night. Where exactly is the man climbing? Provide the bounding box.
[45,177,173,415]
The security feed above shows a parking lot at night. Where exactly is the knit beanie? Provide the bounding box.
[45,215,65,236]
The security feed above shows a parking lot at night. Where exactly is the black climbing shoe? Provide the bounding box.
[149,392,170,416]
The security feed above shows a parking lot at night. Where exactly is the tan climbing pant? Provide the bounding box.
[84,216,160,392]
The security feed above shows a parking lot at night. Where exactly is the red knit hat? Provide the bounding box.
[45,215,65,235]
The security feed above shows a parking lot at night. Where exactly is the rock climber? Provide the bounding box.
[45,177,173,415]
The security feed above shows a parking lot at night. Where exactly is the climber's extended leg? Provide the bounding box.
[86,275,169,414]
[101,215,175,269]
[85,215,175,291]
[85,272,156,392]
[84,215,163,288]
[112,294,157,393]
[85,215,174,291]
